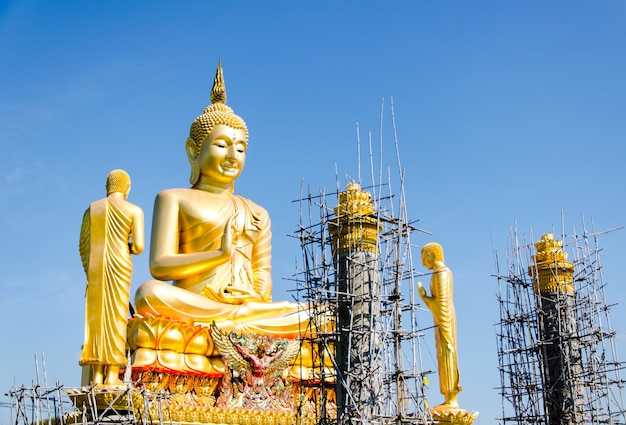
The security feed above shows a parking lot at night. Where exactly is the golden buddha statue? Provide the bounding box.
[79,169,145,386]
[418,243,462,412]
[133,62,308,341]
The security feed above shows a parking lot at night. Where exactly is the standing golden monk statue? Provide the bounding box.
[79,169,145,386]
[133,61,307,337]
[418,243,462,412]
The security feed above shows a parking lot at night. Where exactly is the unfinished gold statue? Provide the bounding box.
[79,169,144,386]
[133,61,307,338]
[418,243,462,411]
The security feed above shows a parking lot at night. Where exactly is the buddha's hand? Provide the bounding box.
[221,286,263,304]
[218,217,237,262]
[417,281,426,298]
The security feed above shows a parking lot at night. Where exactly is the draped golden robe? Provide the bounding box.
[428,267,461,396]
[135,192,309,338]
[179,194,271,301]
[79,199,134,366]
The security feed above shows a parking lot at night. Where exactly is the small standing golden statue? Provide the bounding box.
[418,242,477,425]
[79,169,144,387]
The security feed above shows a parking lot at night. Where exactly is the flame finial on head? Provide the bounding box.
[187,60,249,185]
[188,60,248,156]
[210,58,227,105]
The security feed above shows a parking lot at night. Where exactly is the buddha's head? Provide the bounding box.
[186,60,249,186]
[421,242,444,270]
[106,169,131,198]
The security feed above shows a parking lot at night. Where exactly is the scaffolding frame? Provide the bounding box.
[5,384,158,425]
[4,99,437,425]
[494,219,626,424]
[290,98,434,425]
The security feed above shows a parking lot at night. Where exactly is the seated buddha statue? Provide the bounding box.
[133,63,309,340]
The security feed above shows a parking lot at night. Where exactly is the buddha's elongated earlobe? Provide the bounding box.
[186,137,200,185]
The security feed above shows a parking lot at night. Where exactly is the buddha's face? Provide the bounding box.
[196,124,247,185]
[421,250,435,270]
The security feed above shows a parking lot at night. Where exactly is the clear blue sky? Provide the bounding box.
[1,2,626,424]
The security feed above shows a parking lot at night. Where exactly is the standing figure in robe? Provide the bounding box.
[418,242,462,412]
[79,169,145,386]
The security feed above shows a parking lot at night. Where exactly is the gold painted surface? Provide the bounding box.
[68,385,310,425]
[69,342,335,423]
[418,242,476,420]
[529,233,574,294]
[127,314,225,375]
[430,408,479,425]
[79,169,144,387]
[127,62,317,383]
[69,62,332,423]
[329,183,380,254]
[133,62,309,335]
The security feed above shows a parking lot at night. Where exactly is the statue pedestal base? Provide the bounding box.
[127,314,224,375]
[117,321,339,423]
[68,385,301,425]
[430,406,479,425]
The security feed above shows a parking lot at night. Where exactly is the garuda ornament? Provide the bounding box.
[211,324,301,410]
